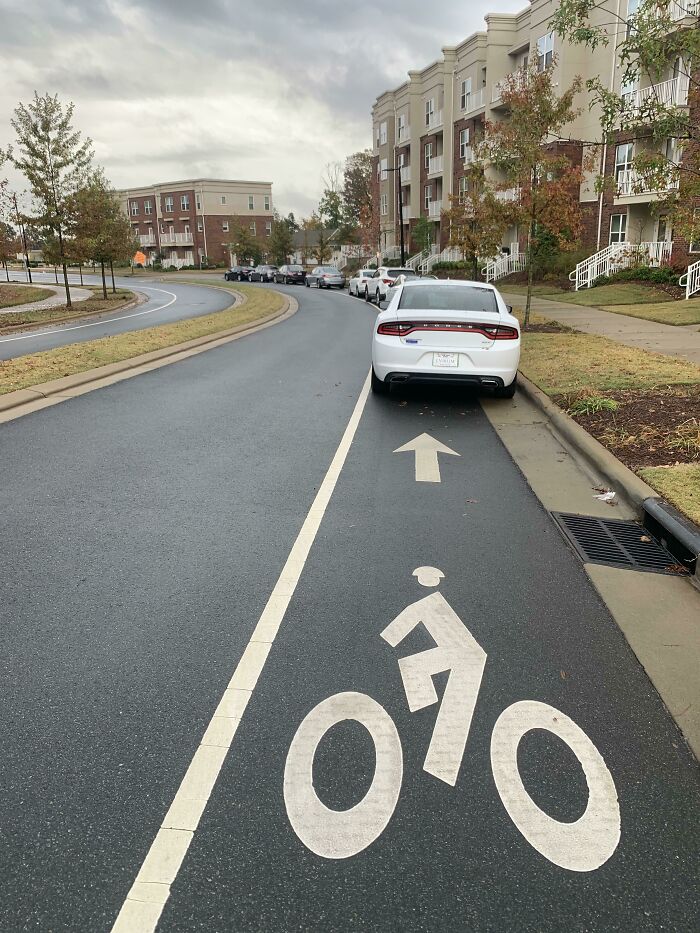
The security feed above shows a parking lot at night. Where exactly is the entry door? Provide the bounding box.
[656,216,672,243]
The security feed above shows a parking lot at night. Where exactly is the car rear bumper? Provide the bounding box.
[372,341,520,385]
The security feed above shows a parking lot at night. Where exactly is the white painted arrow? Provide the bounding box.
[393,433,460,483]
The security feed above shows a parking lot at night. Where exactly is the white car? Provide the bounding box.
[364,266,414,304]
[348,268,376,298]
[371,279,520,398]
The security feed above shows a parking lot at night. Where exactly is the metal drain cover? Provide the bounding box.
[551,512,689,575]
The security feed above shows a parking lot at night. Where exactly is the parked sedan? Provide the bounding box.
[305,266,346,289]
[371,279,520,398]
[348,267,376,297]
[224,265,254,281]
[250,264,278,282]
[274,264,306,285]
[364,267,415,304]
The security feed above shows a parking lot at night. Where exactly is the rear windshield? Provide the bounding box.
[319,266,339,273]
[288,265,302,271]
[398,284,499,314]
[388,269,413,277]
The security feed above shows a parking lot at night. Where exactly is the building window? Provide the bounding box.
[397,113,406,140]
[425,98,434,126]
[380,158,388,181]
[424,185,432,210]
[196,194,202,210]
[250,222,256,235]
[222,221,229,232]
[380,193,388,216]
[460,77,472,111]
[375,124,380,147]
[180,194,190,211]
[132,226,139,236]
[536,32,554,71]
[144,200,152,215]
[424,142,433,169]
[397,152,405,169]
[265,220,272,236]
[459,128,471,160]
[615,142,633,184]
[379,121,387,145]
[248,195,254,210]
[458,176,468,202]
[221,195,227,205]
[197,220,203,232]
[264,195,270,211]
[165,196,174,212]
[609,213,627,244]
[130,201,138,216]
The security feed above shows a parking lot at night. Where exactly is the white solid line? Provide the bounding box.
[111,370,373,933]
[0,287,178,344]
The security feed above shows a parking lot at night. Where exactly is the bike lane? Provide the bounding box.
[154,385,700,932]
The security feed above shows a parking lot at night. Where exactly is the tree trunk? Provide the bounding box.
[100,261,107,300]
[54,266,59,285]
[523,219,535,331]
[110,260,116,293]
[56,225,71,307]
[472,254,478,281]
[79,263,83,286]
[3,260,9,282]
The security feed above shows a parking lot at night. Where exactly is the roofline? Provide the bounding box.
[116,177,273,192]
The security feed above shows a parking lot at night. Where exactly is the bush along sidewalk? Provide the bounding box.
[517,313,700,525]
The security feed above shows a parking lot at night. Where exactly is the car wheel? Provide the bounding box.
[374,289,381,304]
[493,376,517,399]
[305,279,310,287]
[371,367,389,395]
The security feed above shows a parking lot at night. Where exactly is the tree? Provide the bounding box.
[443,164,512,279]
[319,161,346,229]
[268,211,294,264]
[314,227,334,264]
[0,222,19,281]
[342,151,373,227]
[2,93,93,307]
[283,212,299,234]
[228,220,264,266]
[357,201,379,258]
[478,63,584,327]
[411,215,434,256]
[550,0,700,248]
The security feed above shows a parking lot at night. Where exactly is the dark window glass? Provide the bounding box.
[398,285,499,314]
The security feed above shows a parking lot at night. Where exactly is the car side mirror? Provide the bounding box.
[507,305,513,314]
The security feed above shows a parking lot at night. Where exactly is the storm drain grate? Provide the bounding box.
[551,512,689,575]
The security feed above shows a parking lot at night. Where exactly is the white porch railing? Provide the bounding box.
[428,155,444,176]
[382,246,402,261]
[622,75,689,112]
[679,259,700,299]
[419,246,463,275]
[463,87,486,114]
[406,250,430,271]
[495,187,521,202]
[400,166,411,185]
[481,250,526,283]
[426,109,444,130]
[570,241,673,290]
[428,199,443,218]
[400,205,412,221]
[139,235,157,247]
[397,126,411,144]
[670,0,699,21]
[159,232,194,246]
[492,70,527,104]
[616,168,680,197]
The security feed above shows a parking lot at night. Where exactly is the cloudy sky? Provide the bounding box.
[0,0,523,217]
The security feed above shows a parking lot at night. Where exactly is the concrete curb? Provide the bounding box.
[0,290,296,416]
[0,290,145,335]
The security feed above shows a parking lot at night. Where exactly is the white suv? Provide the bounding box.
[364,267,414,304]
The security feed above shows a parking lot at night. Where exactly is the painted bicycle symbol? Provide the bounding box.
[284,568,621,872]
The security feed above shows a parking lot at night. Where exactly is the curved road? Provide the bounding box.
[0,283,698,931]
[0,272,237,360]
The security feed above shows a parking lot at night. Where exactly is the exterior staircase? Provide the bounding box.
[679,259,700,300]
[481,250,526,283]
[419,247,462,275]
[570,241,672,291]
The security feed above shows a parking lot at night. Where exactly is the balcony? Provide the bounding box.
[616,169,680,198]
[427,199,443,219]
[139,234,157,247]
[495,187,521,202]
[399,205,412,221]
[425,109,444,131]
[428,155,444,177]
[462,87,486,114]
[622,76,689,113]
[670,0,699,20]
[492,70,527,106]
[397,126,411,145]
[159,231,194,246]
[400,166,411,185]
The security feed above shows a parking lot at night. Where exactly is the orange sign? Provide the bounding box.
[133,251,147,265]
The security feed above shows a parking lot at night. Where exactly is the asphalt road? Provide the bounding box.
[0,283,698,931]
[0,271,234,360]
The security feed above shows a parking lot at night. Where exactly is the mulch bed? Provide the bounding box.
[557,386,700,470]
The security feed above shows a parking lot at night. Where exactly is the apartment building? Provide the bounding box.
[117,178,274,267]
[371,0,698,278]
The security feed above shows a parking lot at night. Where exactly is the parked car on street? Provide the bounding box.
[224,265,254,281]
[371,279,520,398]
[273,264,306,285]
[384,272,436,304]
[348,268,376,297]
[364,267,415,304]
[305,266,346,289]
[250,264,278,282]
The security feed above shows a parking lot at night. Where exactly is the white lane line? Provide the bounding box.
[0,287,178,344]
[111,370,373,933]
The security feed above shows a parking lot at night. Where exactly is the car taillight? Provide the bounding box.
[377,321,519,338]
[481,324,519,339]
[377,322,414,335]
[382,278,393,284]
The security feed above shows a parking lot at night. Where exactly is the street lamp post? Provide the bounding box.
[384,164,406,266]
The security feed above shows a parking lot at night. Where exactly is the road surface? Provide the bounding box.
[0,282,698,932]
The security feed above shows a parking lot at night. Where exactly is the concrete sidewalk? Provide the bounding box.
[2,281,92,313]
[501,291,700,365]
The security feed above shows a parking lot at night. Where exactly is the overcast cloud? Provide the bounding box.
[0,0,523,216]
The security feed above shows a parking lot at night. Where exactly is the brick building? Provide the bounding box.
[117,178,274,268]
[371,0,698,282]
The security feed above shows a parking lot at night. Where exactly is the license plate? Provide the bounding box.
[433,352,459,368]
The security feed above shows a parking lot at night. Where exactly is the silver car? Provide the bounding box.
[305,266,346,289]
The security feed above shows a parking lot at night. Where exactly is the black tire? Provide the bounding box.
[305,279,310,287]
[364,286,370,302]
[493,376,517,399]
[237,274,243,281]
[371,367,389,395]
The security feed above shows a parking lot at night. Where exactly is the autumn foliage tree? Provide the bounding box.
[443,164,512,279]
[478,63,584,327]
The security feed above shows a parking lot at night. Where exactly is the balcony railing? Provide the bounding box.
[622,75,689,112]
[426,109,444,130]
[399,205,412,221]
[670,0,699,21]
[400,166,411,185]
[616,169,680,197]
[397,126,411,144]
[492,70,527,104]
[427,199,443,218]
[495,187,521,202]
[159,232,194,246]
[139,235,157,247]
[428,155,444,176]
[462,87,486,114]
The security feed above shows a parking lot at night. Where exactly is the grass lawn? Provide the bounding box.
[0,285,283,395]
[0,283,54,308]
[502,282,671,306]
[498,283,568,297]
[0,287,134,331]
[638,464,700,526]
[599,297,700,326]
